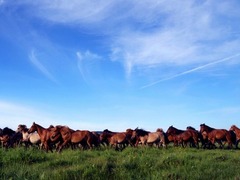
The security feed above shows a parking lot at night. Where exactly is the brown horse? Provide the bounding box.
[99,129,117,146]
[131,128,167,148]
[200,123,232,149]
[28,122,54,152]
[71,130,98,150]
[50,125,74,152]
[229,125,240,148]
[109,132,129,151]
[166,126,198,148]
[186,126,206,147]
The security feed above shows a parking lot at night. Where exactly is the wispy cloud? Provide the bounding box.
[29,49,57,83]
[76,50,102,83]
[4,1,240,80]
[140,53,240,89]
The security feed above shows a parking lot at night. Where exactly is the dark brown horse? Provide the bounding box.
[200,123,232,149]
[28,122,54,152]
[229,125,240,148]
[166,126,198,148]
[0,127,22,148]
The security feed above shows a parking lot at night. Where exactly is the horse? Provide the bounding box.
[229,125,240,148]
[99,129,117,146]
[131,128,167,148]
[109,132,130,151]
[0,128,3,136]
[70,130,98,150]
[200,123,232,149]
[0,127,22,148]
[49,125,73,152]
[28,122,54,152]
[166,126,198,148]
[17,124,41,148]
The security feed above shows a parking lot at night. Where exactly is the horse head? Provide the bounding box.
[200,124,216,134]
[229,125,237,131]
[166,126,177,135]
[28,122,37,133]
[17,124,27,132]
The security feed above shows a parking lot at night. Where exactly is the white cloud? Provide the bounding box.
[76,50,102,83]
[6,1,240,78]
[29,49,57,83]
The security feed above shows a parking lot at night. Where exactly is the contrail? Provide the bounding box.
[140,53,240,89]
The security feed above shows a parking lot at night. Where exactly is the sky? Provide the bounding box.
[0,0,240,132]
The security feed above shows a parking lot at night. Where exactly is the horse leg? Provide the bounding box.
[58,140,69,153]
[236,139,240,149]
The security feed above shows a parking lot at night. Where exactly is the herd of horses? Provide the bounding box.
[0,122,240,152]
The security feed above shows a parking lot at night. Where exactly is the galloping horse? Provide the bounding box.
[28,122,54,152]
[109,132,130,151]
[186,126,204,147]
[99,129,117,146]
[50,125,73,152]
[17,124,41,148]
[229,125,240,148]
[131,128,166,148]
[200,123,232,149]
[166,126,198,148]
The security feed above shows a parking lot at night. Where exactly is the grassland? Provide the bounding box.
[1,146,240,180]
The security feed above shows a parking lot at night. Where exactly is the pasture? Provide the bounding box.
[1,146,240,180]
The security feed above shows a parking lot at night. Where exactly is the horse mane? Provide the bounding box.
[134,128,149,136]
[103,129,116,134]
[156,128,164,132]
[200,123,215,131]
[3,127,15,136]
[186,126,196,131]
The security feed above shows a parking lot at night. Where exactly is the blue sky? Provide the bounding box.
[1,1,240,132]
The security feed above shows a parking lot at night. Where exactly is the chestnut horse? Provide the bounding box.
[229,125,240,148]
[99,129,117,146]
[28,122,54,152]
[200,123,232,149]
[51,126,99,151]
[50,125,74,152]
[109,132,130,151]
[71,130,97,149]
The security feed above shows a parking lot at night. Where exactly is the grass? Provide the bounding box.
[1,146,240,180]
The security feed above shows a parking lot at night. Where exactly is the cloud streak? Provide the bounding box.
[141,53,240,89]
[29,50,57,83]
[76,50,102,84]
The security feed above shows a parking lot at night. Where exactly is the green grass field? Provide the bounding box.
[1,146,240,180]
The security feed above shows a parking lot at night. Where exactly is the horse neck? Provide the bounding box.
[233,125,240,131]
[205,125,215,132]
[35,124,46,135]
[170,127,184,134]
